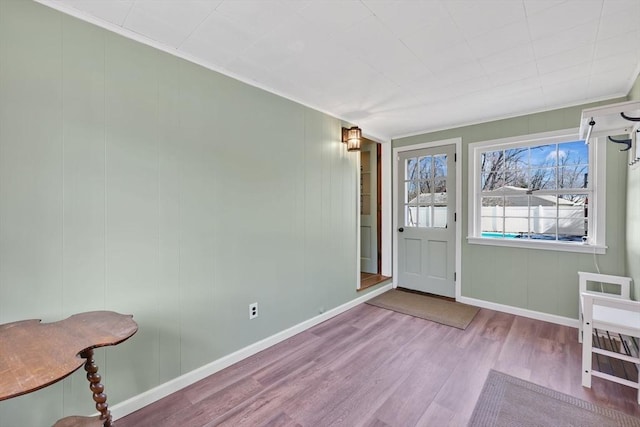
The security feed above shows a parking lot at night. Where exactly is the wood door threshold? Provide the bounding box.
[359,273,391,291]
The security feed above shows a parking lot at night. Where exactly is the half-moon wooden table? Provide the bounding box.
[0,311,138,427]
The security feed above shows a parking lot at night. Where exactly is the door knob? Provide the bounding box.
[398,227,404,232]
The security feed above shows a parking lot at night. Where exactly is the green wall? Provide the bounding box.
[394,100,629,319]
[626,73,640,300]
[0,1,376,425]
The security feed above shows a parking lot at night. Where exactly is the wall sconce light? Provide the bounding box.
[342,126,362,152]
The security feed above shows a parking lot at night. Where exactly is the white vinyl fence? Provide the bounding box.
[406,206,448,228]
[481,205,585,235]
[405,205,586,236]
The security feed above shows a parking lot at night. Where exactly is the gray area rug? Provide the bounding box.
[468,370,640,427]
[366,288,479,329]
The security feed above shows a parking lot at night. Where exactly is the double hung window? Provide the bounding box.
[468,129,606,253]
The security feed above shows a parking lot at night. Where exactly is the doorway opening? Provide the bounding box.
[360,138,390,290]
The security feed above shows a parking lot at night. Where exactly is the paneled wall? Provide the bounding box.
[0,2,366,425]
[394,100,629,319]
[626,74,640,300]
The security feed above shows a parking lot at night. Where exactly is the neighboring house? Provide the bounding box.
[481,185,580,207]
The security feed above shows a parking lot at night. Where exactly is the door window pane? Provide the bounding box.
[405,181,418,203]
[418,205,431,228]
[433,206,447,228]
[418,179,432,197]
[419,156,432,180]
[434,156,447,190]
[435,182,447,206]
[405,205,418,227]
[406,158,418,180]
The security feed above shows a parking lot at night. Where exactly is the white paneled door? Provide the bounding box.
[397,145,456,297]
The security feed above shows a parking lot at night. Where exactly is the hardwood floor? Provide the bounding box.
[118,304,640,426]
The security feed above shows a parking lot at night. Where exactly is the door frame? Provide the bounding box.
[392,137,462,299]
[356,139,392,290]
[360,141,379,274]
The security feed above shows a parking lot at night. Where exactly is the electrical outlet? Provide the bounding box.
[249,302,258,319]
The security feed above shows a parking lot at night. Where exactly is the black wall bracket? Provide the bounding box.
[608,136,632,151]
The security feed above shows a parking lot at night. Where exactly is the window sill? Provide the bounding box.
[466,236,607,254]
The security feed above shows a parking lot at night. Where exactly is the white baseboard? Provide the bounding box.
[110,283,393,420]
[457,296,579,328]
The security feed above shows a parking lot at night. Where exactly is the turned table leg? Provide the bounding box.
[80,349,112,427]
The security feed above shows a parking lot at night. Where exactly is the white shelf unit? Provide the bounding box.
[579,100,640,140]
[579,100,640,167]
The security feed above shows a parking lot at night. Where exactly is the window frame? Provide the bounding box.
[467,128,607,254]
[402,152,449,229]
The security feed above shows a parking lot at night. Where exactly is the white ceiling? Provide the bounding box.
[39,0,640,141]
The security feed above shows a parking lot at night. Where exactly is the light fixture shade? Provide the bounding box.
[342,126,362,152]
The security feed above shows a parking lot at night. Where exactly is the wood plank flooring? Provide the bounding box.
[117,304,640,427]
